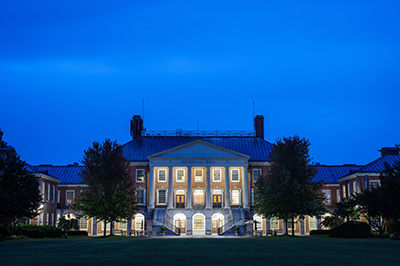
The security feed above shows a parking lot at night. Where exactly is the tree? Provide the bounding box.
[254,135,327,236]
[57,214,80,232]
[0,129,42,235]
[73,139,137,236]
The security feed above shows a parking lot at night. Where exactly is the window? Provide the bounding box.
[270,218,279,230]
[136,190,145,205]
[157,189,167,205]
[336,190,341,203]
[80,217,88,230]
[251,188,255,205]
[253,169,262,181]
[135,214,144,231]
[52,185,55,202]
[101,222,110,231]
[176,189,185,208]
[353,181,357,193]
[193,189,204,205]
[287,220,296,230]
[342,185,347,198]
[231,189,240,205]
[231,169,239,182]
[118,220,127,230]
[47,184,50,201]
[57,190,60,203]
[66,190,75,205]
[347,183,350,197]
[213,169,221,182]
[322,190,331,205]
[309,216,318,231]
[254,215,263,231]
[136,169,145,182]
[370,180,381,190]
[194,169,203,182]
[42,183,45,200]
[46,213,49,225]
[176,169,185,182]
[212,189,222,208]
[193,214,205,230]
[51,213,54,226]
[158,169,166,182]
[39,213,43,225]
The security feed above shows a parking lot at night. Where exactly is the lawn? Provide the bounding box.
[1,236,399,265]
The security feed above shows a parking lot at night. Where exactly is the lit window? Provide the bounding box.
[336,190,341,203]
[193,189,204,205]
[80,217,88,230]
[287,220,296,230]
[135,214,144,231]
[270,218,279,230]
[254,215,262,231]
[158,169,166,182]
[118,220,127,230]
[158,189,167,205]
[322,190,331,205]
[136,190,145,205]
[309,216,318,231]
[136,169,145,182]
[231,189,240,205]
[342,185,347,198]
[213,169,221,182]
[39,213,43,225]
[194,169,203,182]
[231,169,239,182]
[176,169,185,182]
[66,190,75,205]
[370,180,380,190]
[193,214,205,230]
[253,169,262,181]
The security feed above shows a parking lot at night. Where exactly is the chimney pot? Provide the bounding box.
[130,115,144,139]
[379,147,399,157]
[254,115,264,139]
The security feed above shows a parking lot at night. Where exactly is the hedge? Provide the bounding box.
[66,230,88,236]
[329,221,370,238]
[16,225,62,238]
[310,229,330,236]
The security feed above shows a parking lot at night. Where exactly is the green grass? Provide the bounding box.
[1,236,400,265]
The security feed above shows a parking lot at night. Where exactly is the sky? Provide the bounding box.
[1,0,399,166]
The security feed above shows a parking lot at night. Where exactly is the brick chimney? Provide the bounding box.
[130,115,144,139]
[379,147,399,157]
[254,115,264,139]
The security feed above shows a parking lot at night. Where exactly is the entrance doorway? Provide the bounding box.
[192,213,205,235]
[212,213,224,235]
[176,190,185,209]
[173,213,186,234]
[212,189,222,208]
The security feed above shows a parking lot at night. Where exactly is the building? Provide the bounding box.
[26,115,399,236]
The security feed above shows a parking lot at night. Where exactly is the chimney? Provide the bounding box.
[254,115,264,139]
[379,147,399,157]
[130,115,144,139]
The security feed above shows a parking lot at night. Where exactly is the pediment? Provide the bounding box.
[148,140,250,160]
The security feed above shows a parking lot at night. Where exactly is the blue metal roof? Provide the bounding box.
[314,165,362,184]
[358,155,400,173]
[123,136,273,162]
[35,165,84,185]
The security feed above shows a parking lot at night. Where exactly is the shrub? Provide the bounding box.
[389,222,400,234]
[16,225,62,238]
[329,221,370,238]
[66,230,88,236]
[310,229,330,236]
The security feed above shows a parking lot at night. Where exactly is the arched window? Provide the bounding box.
[135,213,145,232]
[193,189,204,206]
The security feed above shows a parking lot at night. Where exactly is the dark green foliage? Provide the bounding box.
[254,135,327,235]
[16,225,62,238]
[57,215,80,232]
[74,139,137,236]
[329,221,370,238]
[0,130,42,235]
[334,196,360,221]
[321,215,343,229]
[66,230,88,236]
[389,222,400,234]
[310,229,330,236]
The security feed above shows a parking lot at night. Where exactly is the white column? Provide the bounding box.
[224,167,230,208]
[187,167,192,209]
[168,167,173,209]
[243,166,249,209]
[206,167,211,209]
[149,167,155,209]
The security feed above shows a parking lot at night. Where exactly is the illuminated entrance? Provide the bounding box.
[211,213,224,235]
[173,213,186,234]
[192,213,205,235]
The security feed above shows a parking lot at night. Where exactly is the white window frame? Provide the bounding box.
[52,185,55,203]
[309,216,318,231]
[287,219,297,231]
[136,189,145,205]
[253,169,262,182]
[80,216,88,230]
[231,189,241,205]
[118,219,127,230]
[136,169,145,183]
[47,184,50,202]
[212,169,221,182]
[336,189,341,203]
[194,169,203,182]
[270,218,279,230]
[322,189,331,205]
[135,214,145,231]
[353,181,357,193]
[370,180,381,190]
[231,169,240,182]
[66,190,75,206]
[158,169,167,182]
[42,182,45,200]
[176,169,185,183]
[157,189,167,205]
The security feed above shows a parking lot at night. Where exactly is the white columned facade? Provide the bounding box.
[187,166,192,209]
[205,167,211,209]
[224,167,230,208]
[149,166,155,209]
[243,166,249,209]
[168,167,173,209]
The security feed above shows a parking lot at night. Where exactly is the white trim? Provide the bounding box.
[156,188,167,205]
[47,184,50,202]
[249,162,271,166]
[34,173,60,183]
[136,188,146,206]
[158,169,167,182]
[192,213,206,235]
[194,168,204,182]
[52,185,55,203]
[212,168,222,182]
[136,169,145,183]
[309,216,318,231]
[231,169,240,182]
[176,169,185,183]
[338,173,380,182]
[130,162,148,166]
[230,188,241,205]
[65,190,75,206]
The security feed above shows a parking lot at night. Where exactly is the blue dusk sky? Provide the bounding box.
[1,0,399,166]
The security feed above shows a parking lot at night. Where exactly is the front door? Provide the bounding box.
[176,195,185,208]
[213,195,222,208]
[174,219,186,234]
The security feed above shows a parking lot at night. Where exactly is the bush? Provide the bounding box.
[16,225,62,238]
[329,221,370,238]
[389,222,400,234]
[310,229,330,236]
[66,230,88,236]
